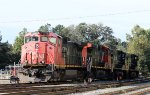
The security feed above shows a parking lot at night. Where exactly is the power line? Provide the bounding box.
[0,10,150,23]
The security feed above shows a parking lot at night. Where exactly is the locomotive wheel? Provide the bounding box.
[130,71,137,79]
[96,70,106,79]
[115,71,123,81]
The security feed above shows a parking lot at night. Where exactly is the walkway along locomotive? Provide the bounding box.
[18,31,139,83]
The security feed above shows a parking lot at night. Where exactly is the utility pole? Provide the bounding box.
[14,62,16,76]
[0,69,2,79]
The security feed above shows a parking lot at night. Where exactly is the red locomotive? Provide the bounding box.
[19,31,139,83]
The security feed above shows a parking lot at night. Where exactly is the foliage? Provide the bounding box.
[0,42,13,68]
[53,24,65,35]
[12,28,28,64]
[52,23,117,48]
[116,39,127,52]
[75,23,114,43]
[38,23,51,32]
[0,31,12,68]
[13,28,27,54]
[126,25,150,72]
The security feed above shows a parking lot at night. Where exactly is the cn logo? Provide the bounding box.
[35,43,39,49]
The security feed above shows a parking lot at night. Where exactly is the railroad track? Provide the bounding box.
[0,77,149,95]
[99,82,150,95]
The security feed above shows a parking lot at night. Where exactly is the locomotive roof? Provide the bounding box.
[25,31,62,38]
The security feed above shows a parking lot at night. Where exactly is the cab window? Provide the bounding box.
[49,37,56,44]
[25,36,31,43]
[41,36,48,42]
[32,36,38,41]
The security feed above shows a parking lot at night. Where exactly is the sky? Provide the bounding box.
[0,0,150,44]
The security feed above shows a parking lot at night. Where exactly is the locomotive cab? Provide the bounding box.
[115,50,126,68]
[21,32,64,67]
[22,32,48,66]
[99,45,112,68]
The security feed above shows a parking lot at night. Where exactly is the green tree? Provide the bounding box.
[75,23,115,46]
[38,23,51,32]
[12,28,28,63]
[0,32,10,68]
[53,24,65,35]
[126,25,150,72]
[13,28,27,53]
[52,23,115,45]
[0,41,13,68]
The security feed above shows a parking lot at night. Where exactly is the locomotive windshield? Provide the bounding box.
[49,37,56,44]
[32,36,38,41]
[25,36,39,43]
[41,36,48,42]
[25,36,31,43]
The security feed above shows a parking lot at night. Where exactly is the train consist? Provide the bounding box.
[18,31,139,83]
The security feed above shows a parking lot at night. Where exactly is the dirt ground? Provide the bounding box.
[0,79,10,84]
